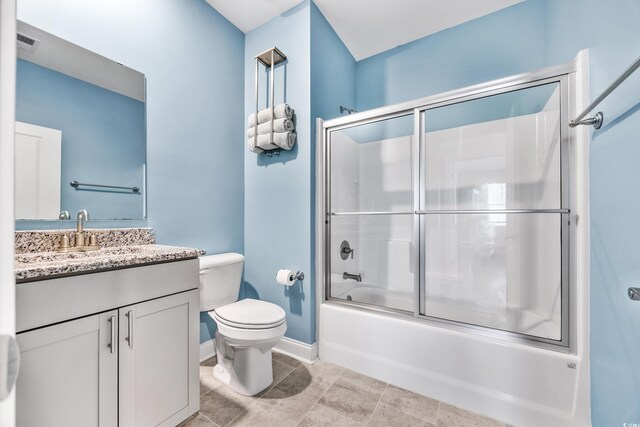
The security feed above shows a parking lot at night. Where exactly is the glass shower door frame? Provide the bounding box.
[415,75,572,350]
[323,64,575,352]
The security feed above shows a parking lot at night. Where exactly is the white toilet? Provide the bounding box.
[199,253,287,396]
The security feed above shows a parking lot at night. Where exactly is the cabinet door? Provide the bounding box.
[119,290,199,427]
[16,311,118,427]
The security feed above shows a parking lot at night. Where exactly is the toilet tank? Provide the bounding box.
[199,253,244,312]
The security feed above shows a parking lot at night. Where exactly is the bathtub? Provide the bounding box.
[329,275,413,312]
[319,302,589,427]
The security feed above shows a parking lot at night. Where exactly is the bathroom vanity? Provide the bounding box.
[14,229,202,427]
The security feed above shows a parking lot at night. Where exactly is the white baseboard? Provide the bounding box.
[200,336,318,365]
[273,337,318,364]
[200,339,216,362]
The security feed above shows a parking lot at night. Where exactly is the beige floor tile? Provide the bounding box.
[368,403,435,427]
[199,385,257,427]
[200,365,221,397]
[256,364,335,424]
[436,403,504,427]
[273,351,302,368]
[228,404,296,427]
[380,384,439,424]
[273,358,297,385]
[317,370,387,424]
[307,361,346,386]
[297,403,363,426]
[338,369,387,394]
[177,412,218,427]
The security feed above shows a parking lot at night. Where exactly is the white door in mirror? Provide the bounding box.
[15,121,61,220]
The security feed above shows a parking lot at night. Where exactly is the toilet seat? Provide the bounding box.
[214,299,286,330]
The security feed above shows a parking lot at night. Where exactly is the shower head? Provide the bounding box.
[340,106,358,115]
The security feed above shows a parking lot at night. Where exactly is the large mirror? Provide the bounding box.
[15,21,146,221]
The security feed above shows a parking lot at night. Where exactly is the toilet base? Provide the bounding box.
[213,331,274,396]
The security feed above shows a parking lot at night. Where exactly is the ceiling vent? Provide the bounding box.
[17,33,40,51]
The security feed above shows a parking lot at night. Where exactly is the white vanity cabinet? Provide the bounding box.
[119,290,199,427]
[16,311,119,427]
[15,259,200,427]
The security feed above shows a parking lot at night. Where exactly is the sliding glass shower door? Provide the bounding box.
[419,81,568,343]
[329,114,415,312]
[325,73,571,348]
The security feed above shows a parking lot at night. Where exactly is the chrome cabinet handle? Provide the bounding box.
[126,310,133,348]
[108,316,115,353]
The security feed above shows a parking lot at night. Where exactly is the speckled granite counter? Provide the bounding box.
[15,228,205,282]
[15,244,205,282]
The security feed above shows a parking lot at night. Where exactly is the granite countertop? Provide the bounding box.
[15,244,206,282]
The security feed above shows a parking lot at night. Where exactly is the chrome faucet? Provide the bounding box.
[343,272,362,282]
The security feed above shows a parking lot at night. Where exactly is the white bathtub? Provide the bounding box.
[319,303,589,427]
[329,276,414,312]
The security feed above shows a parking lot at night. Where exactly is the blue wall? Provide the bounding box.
[310,1,357,341]
[16,59,145,220]
[17,0,246,344]
[354,1,640,424]
[310,2,357,126]
[355,0,547,111]
[243,1,314,344]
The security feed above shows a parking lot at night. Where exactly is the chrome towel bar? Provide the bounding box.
[570,55,640,129]
[70,180,140,193]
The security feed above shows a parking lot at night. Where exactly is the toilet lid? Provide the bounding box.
[214,299,286,329]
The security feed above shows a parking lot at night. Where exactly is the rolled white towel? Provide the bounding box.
[247,118,295,138]
[248,104,293,127]
[248,132,297,151]
[247,136,264,153]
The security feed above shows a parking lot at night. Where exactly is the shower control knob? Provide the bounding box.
[340,240,354,260]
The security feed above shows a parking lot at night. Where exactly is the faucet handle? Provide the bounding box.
[59,234,70,249]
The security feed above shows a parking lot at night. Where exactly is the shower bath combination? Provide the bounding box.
[325,68,571,348]
[318,56,592,427]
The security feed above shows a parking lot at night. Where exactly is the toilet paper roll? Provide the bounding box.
[276,269,296,286]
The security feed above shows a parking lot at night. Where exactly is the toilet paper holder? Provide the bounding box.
[292,271,305,281]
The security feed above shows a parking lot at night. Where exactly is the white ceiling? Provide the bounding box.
[17,21,145,101]
[205,0,304,33]
[206,0,524,61]
[315,0,525,60]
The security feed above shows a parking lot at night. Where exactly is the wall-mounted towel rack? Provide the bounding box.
[70,180,140,193]
[254,47,287,155]
[570,55,640,129]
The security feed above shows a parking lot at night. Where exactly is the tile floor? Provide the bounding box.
[179,352,506,427]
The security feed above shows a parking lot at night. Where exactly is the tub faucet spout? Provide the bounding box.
[343,272,362,282]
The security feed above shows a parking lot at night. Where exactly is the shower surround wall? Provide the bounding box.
[329,86,563,337]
